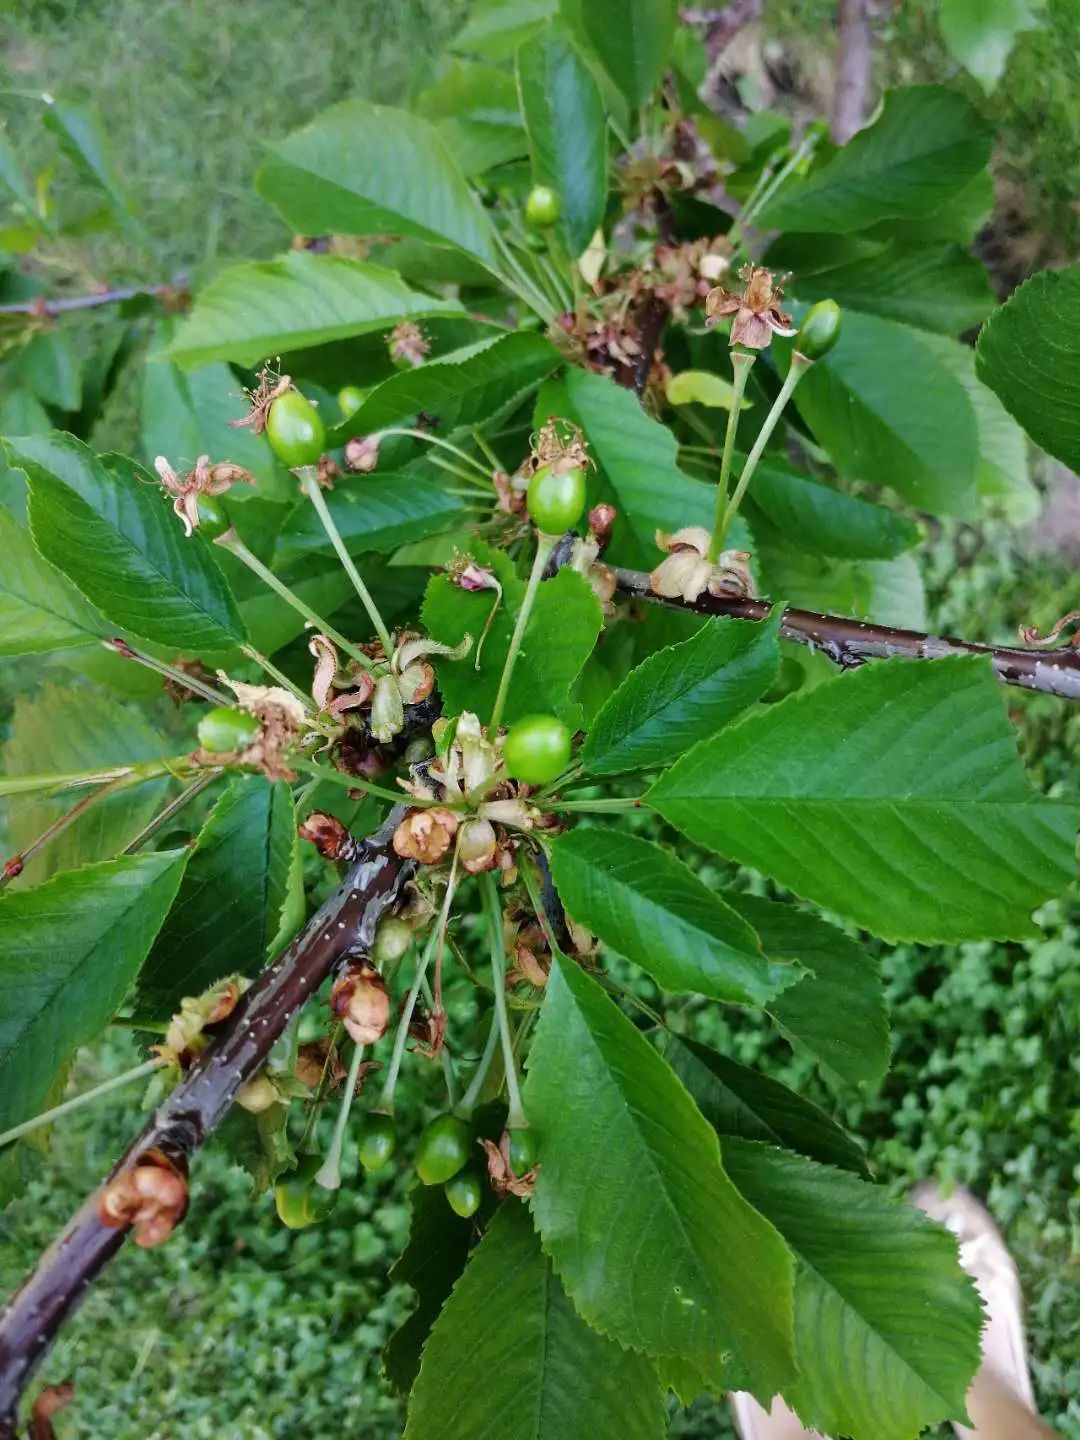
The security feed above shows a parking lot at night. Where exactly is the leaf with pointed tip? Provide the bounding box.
[257,101,499,268]
[166,252,461,370]
[3,683,170,889]
[405,1204,666,1440]
[726,894,890,1089]
[524,952,798,1395]
[648,656,1079,943]
[759,87,992,233]
[567,0,678,108]
[137,777,295,1017]
[516,23,607,256]
[549,829,798,1007]
[0,504,105,656]
[9,434,245,653]
[583,611,781,776]
[723,1141,983,1440]
[661,1033,869,1175]
[0,851,186,1138]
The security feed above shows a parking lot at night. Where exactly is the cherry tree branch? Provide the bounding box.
[832,0,874,143]
[611,567,1080,701]
[0,808,412,1437]
[0,281,185,319]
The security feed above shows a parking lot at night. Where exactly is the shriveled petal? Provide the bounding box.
[655,525,711,557]
[309,634,339,710]
[650,551,715,603]
[394,632,472,673]
[705,288,741,321]
[730,308,774,350]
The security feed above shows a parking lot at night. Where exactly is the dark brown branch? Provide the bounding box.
[832,0,873,143]
[611,567,1080,702]
[0,808,412,1438]
[0,282,184,319]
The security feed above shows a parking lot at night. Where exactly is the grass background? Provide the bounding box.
[1,1,1078,1436]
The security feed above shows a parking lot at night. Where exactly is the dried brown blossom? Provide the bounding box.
[393,807,459,864]
[316,454,339,490]
[236,1074,280,1114]
[98,1151,188,1248]
[705,265,795,351]
[28,1381,75,1440]
[345,434,381,473]
[213,678,307,781]
[588,503,617,550]
[229,363,293,436]
[298,811,359,863]
[388,321,429,367]
[154,454,256,537]
[331,960,391,1045]
[649,526,756,602]
[481,1129,538,1198]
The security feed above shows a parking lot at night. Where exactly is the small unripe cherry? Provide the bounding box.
[445,1168,483,1218]
[525,184,561,229]
[357,1111,398,1172]
[338,384,366,419]
[503,714,573,786]
[527,463,587,535]
[236,1074,279,1114]
[265,389,326,468]
[196,706,261,756]
[507,1126,540,1175]
[795,300,842,361]
[416,1112,471,1186]
[372,915,413,964]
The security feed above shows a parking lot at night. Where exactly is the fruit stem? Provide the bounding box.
[299,470,396,659]
[289,757,430,809]
[241,645,316,712]
[1,772,129,890]
[0,1059,162,1150]
[714,352,811,553]
[374,428,492,480]
[215,529,376,672]
[101,638,233,706]
[0,757,192,800]
[121,772,219,854]
[549,795,644,813]
[488,531,557,734]
[456,1006,501,1117]
[298,1022,343,1152]
[419,973,458,1108]
[471,428,502,472]
[706,350,756,563]
[480,872,525,1129]
[314,1040,366,1191]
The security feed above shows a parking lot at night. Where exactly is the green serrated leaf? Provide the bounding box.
[405,1203,666,1440]
[724,1141,983,1440]
[525,952,798,1395]
[9,433,246,654]
[792,243,995,335]
[583,611,781,776]
[17,330,82,412]
[3,683,171,888]
[786,312,980,515]
[550,829,799,1006]
[975,265,1080,474]
[648,656,1079,943]
[746,461,920,561]
[662,1033,869,1174]
[516,23,607,257]
[275,467,463,565]
[332,333,561,443]
[137,776,295,1016]
[166,252,462,370]
[0,850,186,1138]
[726,894,890,1089]
[422,542,601,728]
[759,87,992,234]
[565,0,677,109]
[0,504,105,656]
[256,101,499,268]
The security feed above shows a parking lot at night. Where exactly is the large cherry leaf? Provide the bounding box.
[0,504,105,657]
[565,0,678,108]
[745,461,920,562]
[0,851,186,1139]
[724,1141,983,1440]
[404,1204,666,1440]
[10,434,245,654]
[549,829,799,1007]
[524,952,798,1397]
[257,101,499,268]
[648,656,1078,942]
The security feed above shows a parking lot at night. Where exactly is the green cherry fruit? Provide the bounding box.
[507,1126,540,1176]
[357,1111,398,1172]
[444,1168,483,1219]
[274,1154,322,1230]
[266,389,326,469]
[526,462,587,535]
[416,1112,472,1186]
[337,384,366,420]
[525,183,561,229]
[306,1177,339,1224]
[795,299,842,362]
[197,705,261,756]
[503,714,573,786]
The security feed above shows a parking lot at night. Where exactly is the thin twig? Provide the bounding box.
[832,0,874,143]
[0,280,184,319]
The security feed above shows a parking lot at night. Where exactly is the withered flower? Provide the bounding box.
[230,363,292,435]
[298,811,359,863]
[457,817,498,874]
[393,807,459,864]
[316,455,339,490]
[388,321,429,367]
[649,526,756,603]
[588,503,617,550]
[28,1380,75,1440]
[236,1073,280,1114]
[705,265,795,351]
[345,434,381,473]
[331,960,390,1045]
[214,677,307,781]
[481,1129,538,1198]
[154,454,256,538]
[98,1151,188,1248]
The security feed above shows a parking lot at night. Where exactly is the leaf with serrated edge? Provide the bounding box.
[137,777,295,1016]
[10,434,245,654]
[404,1204,666,1440]
[727,894,890,1089]
[583,611,781,776]
[0,851,187,1137]
[167,252,462,369]
[648,656,1078,943]
[0,505,105,656]
[792,243,994,335]
[550,829,799,1007]
[525,952,797,1396]
[256,101,498,267]
[724,1141,983,1440]
[662,1033,869,1175]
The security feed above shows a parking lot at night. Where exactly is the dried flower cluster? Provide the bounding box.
[649,526,756,603]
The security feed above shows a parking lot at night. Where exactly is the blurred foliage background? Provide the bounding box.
[1,0,1077,1436]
